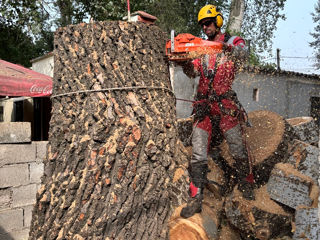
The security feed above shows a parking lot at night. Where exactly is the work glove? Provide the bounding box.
[193,101,210,121]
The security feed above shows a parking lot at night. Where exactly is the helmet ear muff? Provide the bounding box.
[215,14,223,28]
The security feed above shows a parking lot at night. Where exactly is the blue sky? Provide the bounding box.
[264,0,320,74]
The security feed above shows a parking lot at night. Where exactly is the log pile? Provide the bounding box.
[175,113,320,240]
[29,21,190,240]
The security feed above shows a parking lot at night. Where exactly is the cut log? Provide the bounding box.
[220,110,294,186]
[29,21,189,240]
[293,207,320,240]
[286,116,319,146]
[286,139,319,185]
[169,156,225,240]
[267,163,319,210]
[225,185,294,239]
[217,220,241,240]
[169,199,224,240]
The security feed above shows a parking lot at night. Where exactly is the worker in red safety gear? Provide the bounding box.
[180,4,254,219]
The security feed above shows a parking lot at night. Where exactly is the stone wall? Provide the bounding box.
[0,122,46,240]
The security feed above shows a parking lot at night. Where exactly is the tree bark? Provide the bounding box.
[225,185,293,240]
[286,116,319,146]
[226,0,245,34]
[29,21,189,240]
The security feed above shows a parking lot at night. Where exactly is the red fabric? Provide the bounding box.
[189,182,199,197]
[0,60,52,97]
[246,173,255,183]
[192,33,245,133]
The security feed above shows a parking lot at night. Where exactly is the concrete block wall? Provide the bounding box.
[0,122,47,240]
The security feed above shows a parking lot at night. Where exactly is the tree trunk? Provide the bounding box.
[224,185,293,240]
[29,21,189,240]
[220,110,294,186]
[226,0,245,34]
[286,116,319,146]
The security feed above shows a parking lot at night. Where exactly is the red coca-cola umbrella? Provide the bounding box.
[0,59,52,97]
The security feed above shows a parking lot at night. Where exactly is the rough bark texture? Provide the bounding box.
[286,116,319,147]
[29,21,189,240]
[225,185,294,240]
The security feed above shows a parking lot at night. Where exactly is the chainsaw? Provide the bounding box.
[165,30,223,61]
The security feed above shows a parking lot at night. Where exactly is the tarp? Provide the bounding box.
[0,59,52,97]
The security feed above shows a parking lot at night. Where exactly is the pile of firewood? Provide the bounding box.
[174,113,319,240]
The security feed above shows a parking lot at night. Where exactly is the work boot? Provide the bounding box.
[238,173,255,200]
[180,163,207,218]
[180,182,203,218]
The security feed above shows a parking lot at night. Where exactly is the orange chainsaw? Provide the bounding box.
[165,30,223,61]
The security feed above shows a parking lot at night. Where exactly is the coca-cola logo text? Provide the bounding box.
[30,85,52,95]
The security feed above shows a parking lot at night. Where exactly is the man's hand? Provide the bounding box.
[193,101,210,121]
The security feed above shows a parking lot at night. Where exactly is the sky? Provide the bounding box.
[264,0,320,74]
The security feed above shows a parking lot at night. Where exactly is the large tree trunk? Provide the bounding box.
[29,21,189,240]
[226,0,245,34]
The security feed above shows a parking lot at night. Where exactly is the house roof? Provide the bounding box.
[244,65,320,81]
[0,59,52,97]
[30,51,54,63]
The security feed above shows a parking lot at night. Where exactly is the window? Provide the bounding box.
[253,88,259,102]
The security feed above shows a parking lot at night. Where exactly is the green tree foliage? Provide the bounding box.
[310,0,320,69]
[0,0,53,66]
[242,0,286,53]
[0,0,286,66]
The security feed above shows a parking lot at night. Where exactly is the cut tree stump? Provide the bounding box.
[29,21,190,240]
[225,185,294,240]
[286,139,319,185]
[220,110,294,186]
[286,116,319,147]
[293,207,320,240]
[267,163,319,210]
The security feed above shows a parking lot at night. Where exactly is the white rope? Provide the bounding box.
[51,86,175,99]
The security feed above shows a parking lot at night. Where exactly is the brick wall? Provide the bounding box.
[0,122,46,240]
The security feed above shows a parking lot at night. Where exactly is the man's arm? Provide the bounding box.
[223,36,249,62]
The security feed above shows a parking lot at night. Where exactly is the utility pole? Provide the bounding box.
[277,48,281,71]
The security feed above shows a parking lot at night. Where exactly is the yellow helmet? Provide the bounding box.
[198,5,223,28]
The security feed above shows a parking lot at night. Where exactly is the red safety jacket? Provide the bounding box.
[192,33,247,132]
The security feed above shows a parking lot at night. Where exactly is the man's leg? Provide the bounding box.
[180,116,212,218]
[221,115,255,200]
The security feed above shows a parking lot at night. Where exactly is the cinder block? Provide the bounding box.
[0,122,31,144]
[267,163,317,209]
[0,143,36,167]
[23,205,34,228]
[29,162,44,183]
[293,207,320,239]
[12,184,37,208]
[0,208,23,232]
[0,188,12,210]
[288,140,319,184]
[7,228,29,240]
[35,141,48,162]
[0,164,29,188]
